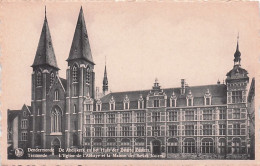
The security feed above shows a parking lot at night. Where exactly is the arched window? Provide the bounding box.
[51,107,62,133]
[54,90,59,101]
[232,138,241,154]
[73,133,78,146]
[50,72,55,87]
[72,65,78,83]
[201,138,214,153]
[86,67,90,84]
[35,133,41,147]
[121,138,131,150]
[107,138,116,150]
[218,138,226,154]
[37,107,41,116]
[168,138,178,153]
[36,71,42,86]
[135,138,145,151]
[73,104,77,113]
[183,138,196,153]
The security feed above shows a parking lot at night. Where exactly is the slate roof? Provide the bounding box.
[32,15,59,69]
[100,84,227,110]
[60,77,67,90]
[8,110,21,122]
[67,7,94,64]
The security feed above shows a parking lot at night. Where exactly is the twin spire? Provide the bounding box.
[31,6,59,69]
[67,6,94,64]
[32,6,94,69]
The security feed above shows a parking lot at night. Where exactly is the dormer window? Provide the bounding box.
[50,72,54,87]
[83,96,94,112]
[138,95,144,109]
[186,90,193,107]
[170,92,177,107]
[36,71,42,87]
[204,89,212,106]
[96,99,102,111]
[72,65,78,83]
[54,89,59,101]
[109,97,115,111]
[154,100,159,107]
[123,95,130,110]
[86,67,91,84]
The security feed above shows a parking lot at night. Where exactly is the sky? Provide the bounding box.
[1,1,259,111]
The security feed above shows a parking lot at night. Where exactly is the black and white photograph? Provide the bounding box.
[1,1,258,165]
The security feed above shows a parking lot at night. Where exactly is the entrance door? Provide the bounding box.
[52,138,61,155]
[152,140,161,155]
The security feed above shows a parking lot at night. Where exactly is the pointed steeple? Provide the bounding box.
[234,33,241,66]
[32,7,59,69]
[67,6,94,64]
[102,60,108,95]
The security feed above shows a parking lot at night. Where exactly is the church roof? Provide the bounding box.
[32,13,59,69]
[100,84,227,109]
[67,7,94,64]
[60,77,67,90]
[8,110,21,122]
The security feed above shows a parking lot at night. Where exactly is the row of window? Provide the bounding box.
[36,66,91,87]
[84,124,244,137]
[86,109,240,124]
[86,138,245,154]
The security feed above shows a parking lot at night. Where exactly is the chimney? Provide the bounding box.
[181,79,186,95]
[96,87,99,99]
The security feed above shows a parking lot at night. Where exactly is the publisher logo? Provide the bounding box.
[15,148,24,157]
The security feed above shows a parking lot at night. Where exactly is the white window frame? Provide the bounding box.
[21,131,28,141]
[21,119,28,129]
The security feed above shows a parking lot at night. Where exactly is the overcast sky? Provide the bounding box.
[1,2,259,111]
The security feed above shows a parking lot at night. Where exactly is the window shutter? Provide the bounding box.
[147,126,152,136]
[132,112,136,123]
[200,124,203,135]
[194,110,197,120]
[115,126,118,136]
[228,124,232,135]
[213,109,216,120]
[147,112,151,122]
[134,126,137,136]
[200,109,203,121]
[182,125,185,136]
[92,127,95,137]
[101,127,104,136]
[160,125,165,136]
[194,125,197,135]
[160,99,165,107]
[91,115,94,124]
[177,125,181,136]
[119,126,122,136]
[160,112,166,122]
[241,123,246,135]
[148,100,152,108]
[228,109,232,119]
[212,124,216,135]
[241,109,246,119]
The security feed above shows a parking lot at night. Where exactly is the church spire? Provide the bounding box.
[31,7,59,69]
[67,6,94,64]
[234,33,241,66]
[102,58,108,95]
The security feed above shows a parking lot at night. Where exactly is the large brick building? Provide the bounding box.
[7,7,254,159]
